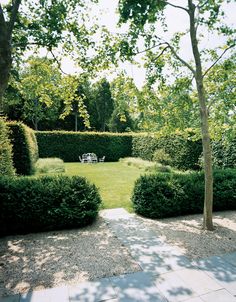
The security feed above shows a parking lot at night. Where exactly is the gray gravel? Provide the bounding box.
[138,210,236,259]
[0,217,140,296]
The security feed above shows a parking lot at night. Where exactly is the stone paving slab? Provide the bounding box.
[110,271,167,302]
[200,289,236,302]
[221,252,236,267]
[20,286,69,302]
[68,278,116,302]
[0,295,20,302]
[193,255,236,296]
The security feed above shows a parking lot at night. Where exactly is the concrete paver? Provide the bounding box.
[200,289,236,302]
[68,278,116,302]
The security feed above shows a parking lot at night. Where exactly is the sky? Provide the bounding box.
[60,0,236,87]
[1,0,235,88]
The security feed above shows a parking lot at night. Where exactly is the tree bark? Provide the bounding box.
[0,1,21,113]
[0,14,11,112]
[188,0,214,230]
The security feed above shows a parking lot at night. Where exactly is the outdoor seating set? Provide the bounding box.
[79,153,105,163]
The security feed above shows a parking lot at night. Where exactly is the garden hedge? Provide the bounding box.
[212,137,236,168]
[132,133,202,170]
[0,118,15,176]
[36,131,133,162]
[7,121,38,175]
[0,175,102,236]
[132,169,236,219]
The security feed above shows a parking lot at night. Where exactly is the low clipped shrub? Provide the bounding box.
[36,131,133,162]
[0,175,102,236]
[132,169,236,219]
[0,118,15,176]
[35,158,65,173]
[7,122,38,175]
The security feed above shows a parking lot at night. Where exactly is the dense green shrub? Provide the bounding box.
[7,122,38,175]
[132,169,236,218]
[36,131,133,162]
[132,134,202,170]
[0,118,15,176]
[0,175,102,236]
[212,138,236,168]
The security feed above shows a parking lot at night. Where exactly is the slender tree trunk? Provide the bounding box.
[188,0,214,230]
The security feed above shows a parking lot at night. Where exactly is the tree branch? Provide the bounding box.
[8,0,21,38]
[166,43,196,75]
[49,49,69,75]
[165,1,189,13]
[203,44,236,77]
[154,45,170,60]
[133,42,168,55]
[197,0,208,10]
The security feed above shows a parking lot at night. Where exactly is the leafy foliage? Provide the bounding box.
[36,131,133,162]
[7,121,38,175]
[0,118,15,176]
[0,175,101,236]
[132,133,202,170]
[132,169,236,218]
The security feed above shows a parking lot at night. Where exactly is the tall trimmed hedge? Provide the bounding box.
[0,118,15,176]
[132,134,202,170]
[0,175,101,236]
[36,131,133,162]
[7,122,38,175]
[132,169,236,219]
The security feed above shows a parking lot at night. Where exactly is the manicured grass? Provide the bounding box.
[63,162,146,212]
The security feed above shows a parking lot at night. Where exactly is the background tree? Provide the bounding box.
[94,78,114,132]
[118,0,236,230]
[0,0,98,112]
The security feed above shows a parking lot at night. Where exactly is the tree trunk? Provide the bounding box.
[0,29,12,113]
[188,0,214,230]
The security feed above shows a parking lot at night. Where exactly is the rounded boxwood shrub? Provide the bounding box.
[0,118,15,176]
[0,175,102,236]
[132,169,236,219]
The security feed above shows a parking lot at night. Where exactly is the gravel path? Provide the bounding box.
[0,217,140,297]
[138,210,236,259]
[0,211,235,297]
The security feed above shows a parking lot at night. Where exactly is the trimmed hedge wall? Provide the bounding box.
[36,131,133,162]
[7,122,38,175]
[132,169,236,219]
[132,134,202,170]
[0,119,15,176]
[0,175,101,236]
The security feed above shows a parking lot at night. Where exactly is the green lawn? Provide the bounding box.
[40,162,146,212]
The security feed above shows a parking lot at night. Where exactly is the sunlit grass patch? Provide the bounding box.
[35,158,65,173]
